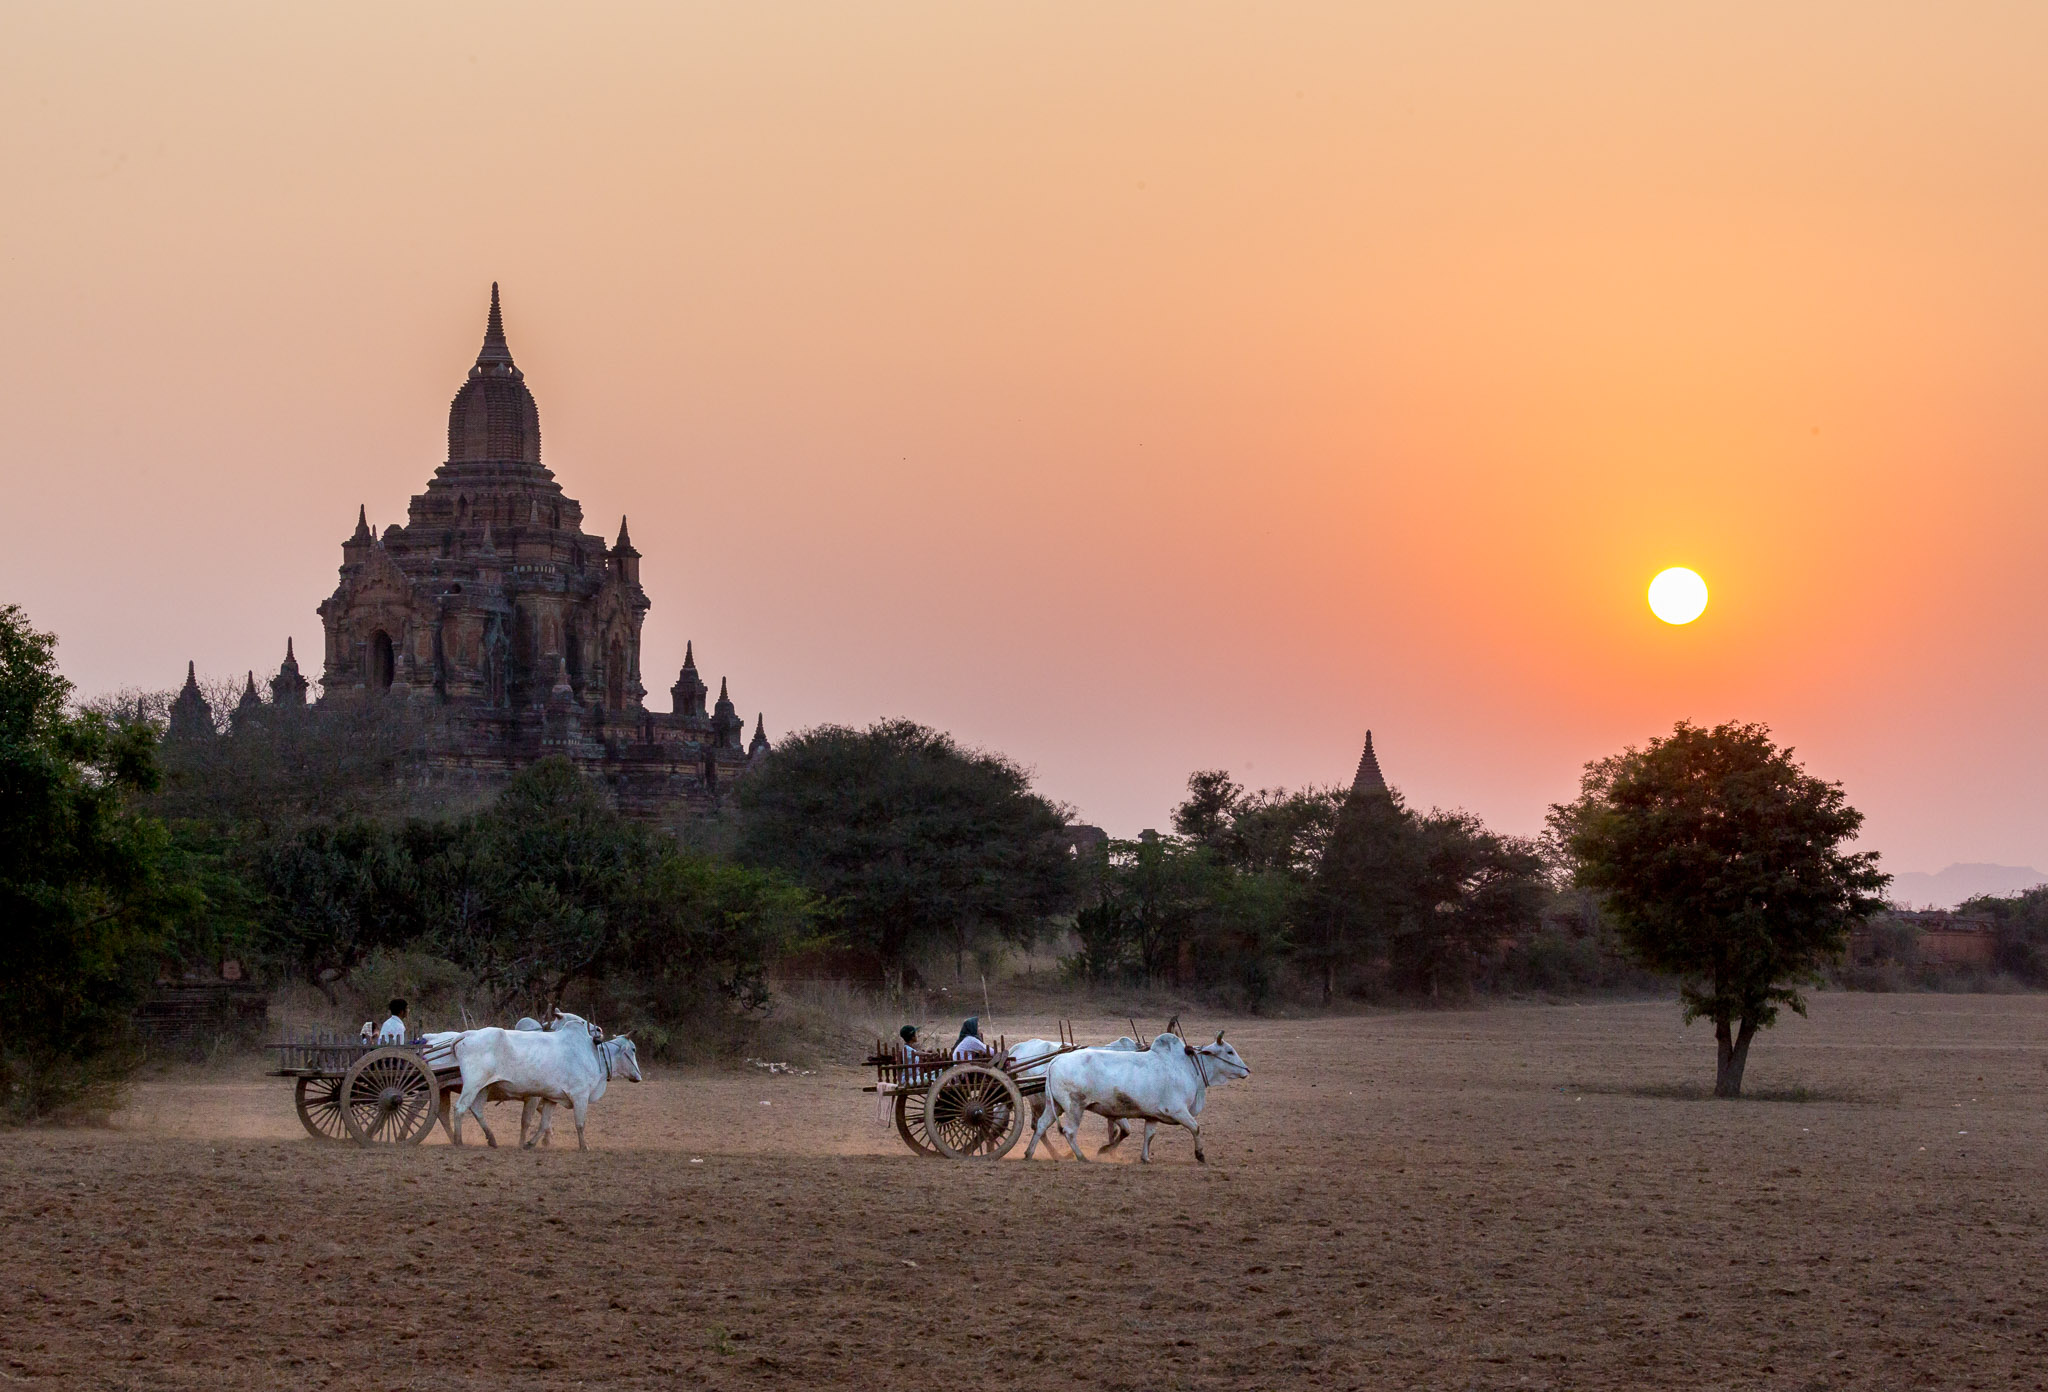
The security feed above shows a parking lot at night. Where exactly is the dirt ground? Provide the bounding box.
[8,993,2048,1391]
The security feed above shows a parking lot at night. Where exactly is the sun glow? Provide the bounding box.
[1648,567,1709,625]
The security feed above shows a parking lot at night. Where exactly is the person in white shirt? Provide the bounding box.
[951,1016,992,1060]
[377,998,409,1044]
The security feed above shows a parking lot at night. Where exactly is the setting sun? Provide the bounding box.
[1648,567,1709,625]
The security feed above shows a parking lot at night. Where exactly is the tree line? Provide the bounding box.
[5,599,1896,1117]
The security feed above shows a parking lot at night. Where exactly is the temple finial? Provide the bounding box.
[352,504,371,542]
[475,282,514,369]
[285,636,295,661]
[681,641,696,672]
[615,515,633,551]
[1350,730,1388,797]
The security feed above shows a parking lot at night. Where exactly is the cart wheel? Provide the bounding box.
[293,1075,350,1142]
[927,1065,1027,1160]
[340,1048,438,1146]
[893,1087,943,1157]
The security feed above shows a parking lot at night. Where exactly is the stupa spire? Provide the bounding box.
[475,281,515,370]
[1350,731,1388,797]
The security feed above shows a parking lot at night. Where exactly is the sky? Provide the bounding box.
[6,3,2048,872]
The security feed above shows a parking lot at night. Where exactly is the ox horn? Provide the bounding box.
[1216,1030,1226,1044]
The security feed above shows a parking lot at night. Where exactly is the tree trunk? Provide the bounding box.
[1713,1016,1760,1097]
[1320,958,1334,1006]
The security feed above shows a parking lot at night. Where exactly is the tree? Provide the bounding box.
[0,605,200,1119]
[1550,721,1888,1097]
[733,720,1074,987]
[257,758,818,1022]
[258,816,427,999]
[1302,786,1416,1002]
[1390,811,1547,998]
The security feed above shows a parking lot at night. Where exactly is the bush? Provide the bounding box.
[0,605,201,1122]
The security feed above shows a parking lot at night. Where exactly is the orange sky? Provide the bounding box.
[6,3,2048,870]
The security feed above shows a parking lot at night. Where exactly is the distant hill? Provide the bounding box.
[1888,863,2048,910]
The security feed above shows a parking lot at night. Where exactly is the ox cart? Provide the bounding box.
[865,1027,1081,1160]
[268,1028,453,1146]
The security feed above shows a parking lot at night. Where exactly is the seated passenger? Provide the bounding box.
[377,998,409,1044]
[951,1015,992,1060]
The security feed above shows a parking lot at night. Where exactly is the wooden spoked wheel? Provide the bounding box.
[340,1048,438,1146]
[293,1074,351,1142]
[927,1065,1027,1160]
[893,1086,943,1157]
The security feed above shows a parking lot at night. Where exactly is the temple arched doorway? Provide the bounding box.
[370,630,395,693]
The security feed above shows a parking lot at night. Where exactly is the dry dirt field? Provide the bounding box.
[8,992,2048,1391]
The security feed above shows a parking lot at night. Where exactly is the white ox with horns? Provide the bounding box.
[1004,1036,1142,1157]
[1024,1031,1250,1164]
[420,1017,560,1147]
[449,1013,641,1151]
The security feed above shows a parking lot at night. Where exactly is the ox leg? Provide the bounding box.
[519,1097,537,1149]
[438,1090,459,1145]
[1158,1108,1201,1163]
[1098,1118,1129,1157]
[1025,1095,1058,1160]
[571,1097,589,1152]
[1058,1103,1089,1163]
[455,1088,499,1148]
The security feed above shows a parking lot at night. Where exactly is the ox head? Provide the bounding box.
[608,1036,643,1083]
[1193,1031,1249,1083]
[552,1009,605,1041]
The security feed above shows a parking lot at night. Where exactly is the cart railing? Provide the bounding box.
[266,1026,458,1077]
[267,1027,379,1076]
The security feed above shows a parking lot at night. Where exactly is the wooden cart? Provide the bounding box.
[865,1028,1081,1160]
[268,1028,455,1146]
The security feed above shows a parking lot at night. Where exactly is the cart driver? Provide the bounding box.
[377,998,409,1044]
[951,1016,992,1060]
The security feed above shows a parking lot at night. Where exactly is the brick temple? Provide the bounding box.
[175,285,769,813]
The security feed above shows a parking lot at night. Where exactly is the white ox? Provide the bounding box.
[1024,1032,1249,1164]
[420,1017,560,1147]
[1005,1037,1145,1158]
[450,1018,641,1151]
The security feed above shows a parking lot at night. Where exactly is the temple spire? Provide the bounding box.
[271,637,309,707]
[711,677,741,749]
[615,515,634,553]
[1350,731,1388,798]
[681,641,696,673]
[351,505,371,543]
[475,282,515,370]
[168,661,213,740]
